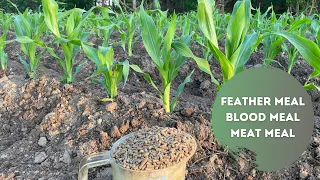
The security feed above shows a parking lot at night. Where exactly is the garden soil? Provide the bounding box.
[0,32,320,180]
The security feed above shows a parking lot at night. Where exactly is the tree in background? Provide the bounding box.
[59,0,96,10]
[1,0,41,12]
[215,0,232,12]
[286,0,318,15]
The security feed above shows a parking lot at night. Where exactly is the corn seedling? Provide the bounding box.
[282,19,309,74]
[173,0,258,89]
[42,0,94,83]
[138,5,194,113]
[93,7,115,47]
[311,20,320,46]
[0,11,12,71]
[261,8,286,66]
[113,1,139,57]
[13,10,47,79]
[82,44,130,101]
[273,31,320,90]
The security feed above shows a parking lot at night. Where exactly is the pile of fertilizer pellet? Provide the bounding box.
[112,126,197,171]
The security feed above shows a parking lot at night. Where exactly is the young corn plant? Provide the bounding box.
[13,10,47,79]
[274,32,320,91]
[92,7,115,47]
[81,44,130,101]
[262,12,310,66]
[173,0,258,89]
[42,0,94,83]
[0,11,12,71]
[261,8,286,66]
[113,2,139,57]
[282,21,308,74]
[250,6,273,31]
[138,5,194,113]
[311,20,320,46]
[147,3,169,35]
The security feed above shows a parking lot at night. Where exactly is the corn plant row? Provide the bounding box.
[0,0,319,112]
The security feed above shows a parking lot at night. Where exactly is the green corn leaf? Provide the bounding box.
[61,44,73,68]
[100,98,114,102]
[309,70,320,80]
[69,39,82,46]
[282,43,299,73]
[232,32,259,74]
[69,7,95,40]
[47,46,66,71]
[139,4,162,68]
[288,19,311,32]
[162,13,177,72]
[97,25,115,31]
[18,56,31,73]
[35,20,47,40]
[105,47,114,68]
[182,18,190,36]
[56,58,66,71]
[119,60,129,87]
[197,0,218,47]
[225,0,251,60]
[130,64,162,96]
[170,69,194,111]
[143,73,162,97]
[42,0,60,37]
[13,14,31,38]
[119,31,126,52]
[172,42,220,86]
[0,40,15,48]
[115,64,124,84]
[162,13,176,58]
[207,41,234,82]
[129,64,144,73]
[46,47,62,60]
[53,37,70,44]
[98,46,110,65]
[128,31,135,56]
[96,6,114,18]
[85,66,109,80]
[81,43,100,66]
[274,32,320,72]
[33,48,47,72]
[317,30,320,46]
[15,36,34,43]
[80,32,90,43]
[66,10,76,36]
[154,0,161,9]
[0,51,8,70]
[304,83,320,91]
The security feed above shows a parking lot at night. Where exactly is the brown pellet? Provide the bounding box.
[113,126,196,171]
[139,158,148,169]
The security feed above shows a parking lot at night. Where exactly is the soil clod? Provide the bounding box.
[106,102,118,112]
[110,126,121,138]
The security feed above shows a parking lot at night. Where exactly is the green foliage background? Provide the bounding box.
[0,0,318,14]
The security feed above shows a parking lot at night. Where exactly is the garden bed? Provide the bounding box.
[0,32,320,180]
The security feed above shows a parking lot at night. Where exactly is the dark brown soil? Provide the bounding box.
[0,32,319,180]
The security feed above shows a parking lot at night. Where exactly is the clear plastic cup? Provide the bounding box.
[78,132,197,180]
